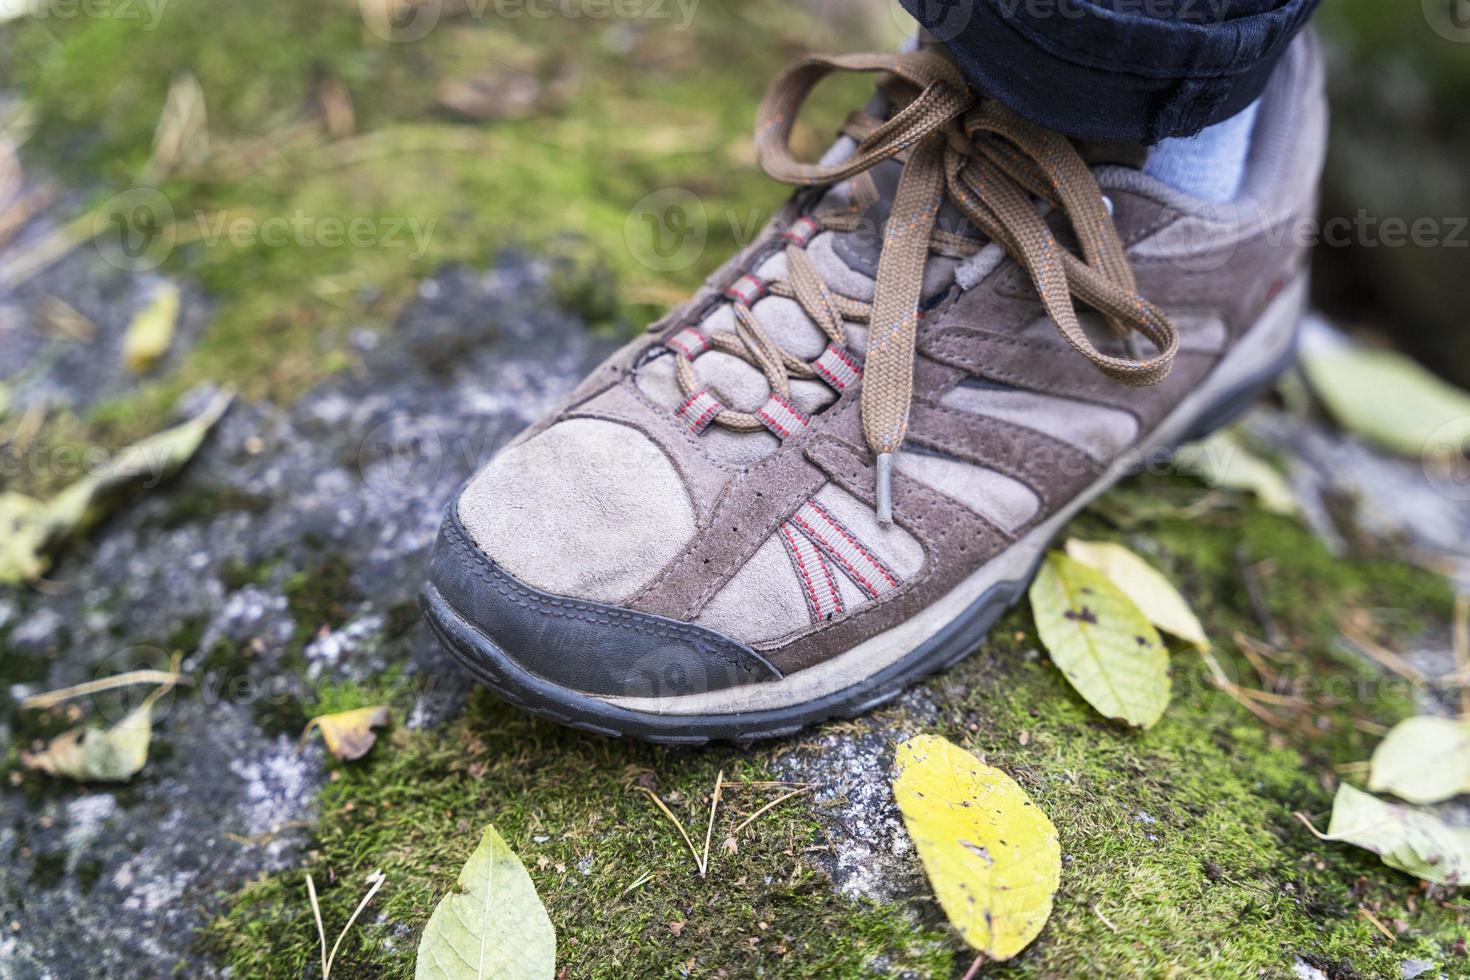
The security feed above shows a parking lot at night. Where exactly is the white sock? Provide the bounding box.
[1144,100,1260,204]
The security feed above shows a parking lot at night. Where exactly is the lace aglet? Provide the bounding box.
[876,453,894,525]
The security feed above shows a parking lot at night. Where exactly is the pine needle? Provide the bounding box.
[699,770,725,879]
[731,786,811,836]
[636,786,702,874]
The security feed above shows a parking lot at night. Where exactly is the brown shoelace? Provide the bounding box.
[671,51,1179,521]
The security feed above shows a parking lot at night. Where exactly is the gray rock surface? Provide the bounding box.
[0,252,610,978]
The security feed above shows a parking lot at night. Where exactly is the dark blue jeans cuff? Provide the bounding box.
[903,0,1321,143]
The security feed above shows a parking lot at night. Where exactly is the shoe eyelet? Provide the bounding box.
[1102,195,1115,216]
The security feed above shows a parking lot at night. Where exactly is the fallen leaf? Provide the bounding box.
[1174,429,1296,515]
[1301,343,1470,457]
[20,682,171,783]
[0,391,231,584]
[122,280,181,373]
[1369,716,1470,805]
[1324,784,1470,886]
[415,824,556,979]
[892,734,1060,960]
[1065,539,1208,649]
[0,491,51,584]
[303,705,390,761]
[1030,552,1171,728]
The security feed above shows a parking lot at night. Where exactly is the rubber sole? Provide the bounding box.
[421,310,1302,746]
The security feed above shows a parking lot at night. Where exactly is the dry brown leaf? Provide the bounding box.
[302,705,390,761]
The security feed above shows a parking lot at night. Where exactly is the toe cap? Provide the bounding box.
[427,506,781,698]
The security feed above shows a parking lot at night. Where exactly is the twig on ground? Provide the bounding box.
[1200,649,1293,728]
[1092,905,1118,932]
[306,873,330,980]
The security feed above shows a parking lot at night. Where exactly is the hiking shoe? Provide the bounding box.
[421,35,1325,743]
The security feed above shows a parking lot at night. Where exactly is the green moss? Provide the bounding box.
[0,0,872,463]
[283,554,361,640]
[146,484,272,531]
[205,692,952,978]
[75,858,105,896]
[27,851,68,889]
[204,472,1467,977]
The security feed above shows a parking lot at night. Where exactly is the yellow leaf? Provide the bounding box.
[1368,716,1470,805]
[1,392,232,583]
[122,280,181,373]
[892,734,1060,961]
[303,705,390,761]
[415,824,556,979]
[1030,552,1171,728]
[1065,539,1208,650]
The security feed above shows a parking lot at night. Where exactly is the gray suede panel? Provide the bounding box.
[693,532,811,644]
[893,451,1040,533]
[938,386,1138,461]
[457,417,696,605]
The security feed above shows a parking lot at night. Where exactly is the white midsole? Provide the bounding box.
[604,276,1308,716]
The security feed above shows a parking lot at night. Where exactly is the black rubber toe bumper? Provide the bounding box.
[424,507,782,701]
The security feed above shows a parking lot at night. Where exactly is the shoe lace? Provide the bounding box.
[669,51,1179,522]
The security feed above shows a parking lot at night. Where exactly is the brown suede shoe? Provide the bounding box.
[421,34,1326,743]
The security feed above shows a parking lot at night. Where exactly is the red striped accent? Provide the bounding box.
[781,216,821,246]
[806,500,899,589]
[724,274,767,306]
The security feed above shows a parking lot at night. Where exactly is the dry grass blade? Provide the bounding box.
[635,786,702,874]
[1358,907,1396,943]
[1337,613,1429,687]
[731,786,811,836]
[700,770,725,879]
[22,668,189,711]
[306,873,329,980]
[0,183,59,250]
[306,868,387,979]
[327,869,386,976]
[1200,649,1292,728]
